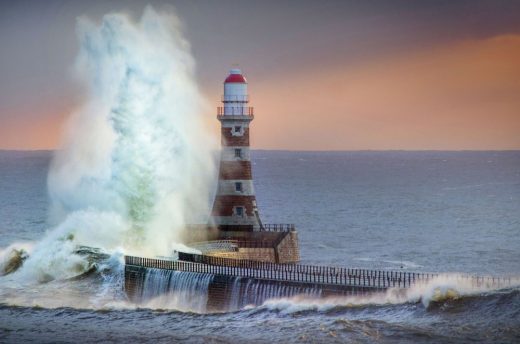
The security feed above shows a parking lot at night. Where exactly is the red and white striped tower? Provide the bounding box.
[210,69,262,231]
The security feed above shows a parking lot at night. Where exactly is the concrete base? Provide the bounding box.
[183,225,301,264]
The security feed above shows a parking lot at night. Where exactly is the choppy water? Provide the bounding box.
[1,150,520,343]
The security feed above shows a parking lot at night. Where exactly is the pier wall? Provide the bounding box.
[124,255,512,312]
[276,230,300,263]
[125,264,381,312]
[124,255,399,312]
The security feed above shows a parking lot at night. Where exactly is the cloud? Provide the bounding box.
[0,108,68,150]
[252,34,520,150]
[3,34,519,151]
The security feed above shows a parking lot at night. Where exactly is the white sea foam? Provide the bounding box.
[260,274,520,314]
[8,6,216,283]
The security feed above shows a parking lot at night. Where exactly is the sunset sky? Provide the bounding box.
[1,0,519,150]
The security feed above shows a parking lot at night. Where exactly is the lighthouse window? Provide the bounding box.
[234,148,242,158]
[234,126,241,133]
[235,182,243,192]
[236,206,244,216]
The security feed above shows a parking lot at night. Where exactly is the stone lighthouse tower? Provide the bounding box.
[210,69,262,231]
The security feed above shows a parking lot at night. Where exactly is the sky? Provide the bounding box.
[0,0,519,150]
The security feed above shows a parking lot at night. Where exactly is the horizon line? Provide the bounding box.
[2,148,520,153]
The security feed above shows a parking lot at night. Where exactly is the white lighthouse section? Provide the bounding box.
[223,68,249,115]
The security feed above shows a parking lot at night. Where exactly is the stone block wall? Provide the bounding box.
[207,231,300,264]
[276,231,300,264]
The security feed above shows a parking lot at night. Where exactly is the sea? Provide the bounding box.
[0,150,519,343]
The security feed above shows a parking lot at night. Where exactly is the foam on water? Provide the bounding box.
[259,273,520,314]
[228,277,323,311]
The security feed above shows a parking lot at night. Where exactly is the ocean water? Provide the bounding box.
[1,150,519,343]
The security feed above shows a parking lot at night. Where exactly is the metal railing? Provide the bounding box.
[231,240,278,248]
[257,224,296,232]
[217,106,254,117]
[189,239,277,250]
[183,223,295,233]
[216,229,290,248]
[189,240,239,253]
[125,254,515,290]
[189,239,290,251]
[176,252,422,288]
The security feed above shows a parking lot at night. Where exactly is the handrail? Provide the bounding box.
[217,106,254,117]
[188,239,283,250]
[256,224,296,232]
[233,240,279,248]
[189,240,239,253]
[175,252,424,288]
[125,254,515,290]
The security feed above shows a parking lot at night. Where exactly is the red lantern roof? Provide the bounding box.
[224,69,247,83]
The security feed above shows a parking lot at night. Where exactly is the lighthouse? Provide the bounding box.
[210,69,262,231]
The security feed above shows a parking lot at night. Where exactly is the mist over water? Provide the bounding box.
[14,7,216,282]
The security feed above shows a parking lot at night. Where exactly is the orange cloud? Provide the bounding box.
[3,35,519,151]
[250,34,520,150]
[0,108,68,150]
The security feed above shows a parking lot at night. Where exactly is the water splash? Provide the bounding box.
[259,273,520,314]
[229,278,322,311]
[7,6,216,283]
[140,268,214,313]
[133,270,520,313]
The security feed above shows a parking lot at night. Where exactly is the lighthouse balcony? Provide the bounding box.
[217,106,254,118]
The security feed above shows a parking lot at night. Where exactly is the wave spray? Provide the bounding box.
[19,6,216,282]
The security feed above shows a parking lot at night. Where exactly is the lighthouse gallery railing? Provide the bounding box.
[217,106,254,116]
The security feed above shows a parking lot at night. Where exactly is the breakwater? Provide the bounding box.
[125,254,514,312]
